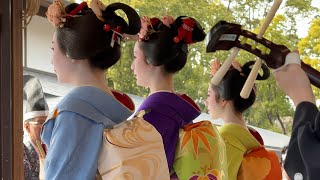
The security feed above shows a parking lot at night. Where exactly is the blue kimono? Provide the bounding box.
[41,86,134,180]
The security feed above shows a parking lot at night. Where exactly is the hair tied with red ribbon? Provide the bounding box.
[102,24,123,47]
[111,26,123,47]
[173,17,195,44]
[68,2,87,16]
[46,1,90,28]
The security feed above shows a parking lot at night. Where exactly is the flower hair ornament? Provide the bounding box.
[210,59,260,94]
[46,0,66,27]
[210,59,243,76]
[210,59,246,76]
[138,16,152,41]
[210,59,222,76]
[46,0,136,48]
[138,15,175,41]
[138,15,205,47]
[46,0,88,28]
[162,15,175,27]
[210,60,265,95]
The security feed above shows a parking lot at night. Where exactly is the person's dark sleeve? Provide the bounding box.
[284,101,320,180]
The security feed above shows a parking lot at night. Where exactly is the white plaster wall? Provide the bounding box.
[26,15,55,73]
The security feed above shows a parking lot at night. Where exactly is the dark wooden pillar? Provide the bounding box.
[0,0,23,179]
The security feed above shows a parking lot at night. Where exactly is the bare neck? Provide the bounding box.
[222,104,248,130]
[69,65,113,96]
[149,71,174,94]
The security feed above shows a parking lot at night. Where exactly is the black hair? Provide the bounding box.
[56,2,141,70]
[139,16,206,73]
[211,61,270,112]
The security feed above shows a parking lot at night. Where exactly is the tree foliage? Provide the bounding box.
[95,0,319,134]
[298,17,320,100]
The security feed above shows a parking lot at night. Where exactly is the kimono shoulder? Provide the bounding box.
[137,91,200,124]
[136,91,201,170]
[219,124,261,180]
[41,86,134,180]
[45,86,133,127]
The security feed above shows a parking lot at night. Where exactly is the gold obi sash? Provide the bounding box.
[97,111,170,180]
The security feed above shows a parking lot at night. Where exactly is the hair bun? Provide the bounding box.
[138,15,205,73]
[242,61,270,80]
[104,3,141,35]
[172,16,206,44]
[54,1,141,70]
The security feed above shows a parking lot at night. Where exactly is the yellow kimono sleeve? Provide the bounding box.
[219,124,261,180]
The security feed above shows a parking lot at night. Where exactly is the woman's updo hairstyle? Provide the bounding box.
[46,0,141,70]
[210,60,270,112]
[138,16,206,73]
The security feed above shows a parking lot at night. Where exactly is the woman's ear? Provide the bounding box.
[24,121,31,134]
[220,99,228,107]
[145,58,156,70]
[153,64,166,74]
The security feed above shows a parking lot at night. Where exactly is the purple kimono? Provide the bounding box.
[136,91,201,170]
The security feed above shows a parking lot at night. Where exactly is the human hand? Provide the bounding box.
[273,51,315,106]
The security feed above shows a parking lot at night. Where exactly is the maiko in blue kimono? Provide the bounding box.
[41,87,134,179]
[41,0,141,179]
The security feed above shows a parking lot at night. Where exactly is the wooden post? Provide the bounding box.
[0,0,23,179]
[13,0,24,179]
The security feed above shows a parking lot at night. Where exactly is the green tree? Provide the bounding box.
[298,18,320,100]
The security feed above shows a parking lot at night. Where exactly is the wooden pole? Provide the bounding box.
[240,0,283,99]
[0,0,23,179]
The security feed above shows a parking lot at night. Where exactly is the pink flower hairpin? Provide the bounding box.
[162,15,174,27]
[210,59,222,76]
[46,0,66,28]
